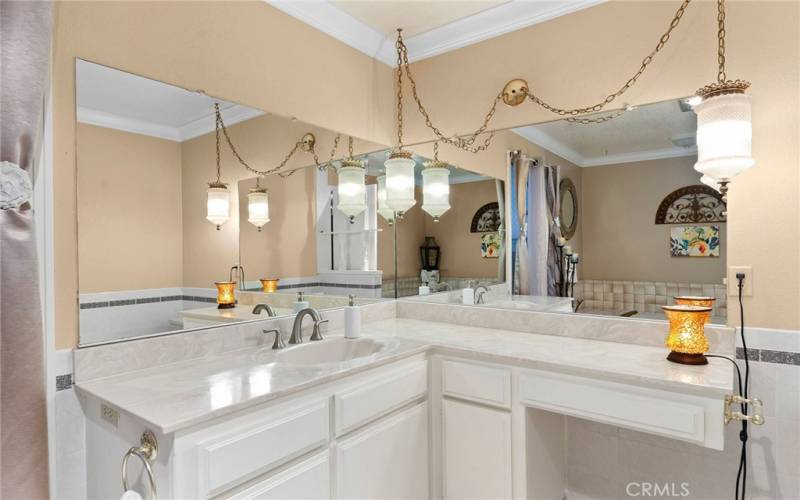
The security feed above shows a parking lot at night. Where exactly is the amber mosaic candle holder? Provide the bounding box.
[260,278,280,293]
[215,281,236,309]
[661,305,713,365]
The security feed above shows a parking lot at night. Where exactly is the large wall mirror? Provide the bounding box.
[75,60,389,345]
[505,97,726,324]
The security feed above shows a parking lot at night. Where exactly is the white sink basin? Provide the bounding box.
[259,338,384,366]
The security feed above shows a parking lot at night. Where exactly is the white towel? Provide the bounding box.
[120,490,143,500]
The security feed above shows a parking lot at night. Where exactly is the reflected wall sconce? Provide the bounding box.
[376,174,396,225]
[206,103,231,230]
[247,177,270,231]
[421,142,451,222]
[661,304,713,365]
[215,281,236,309]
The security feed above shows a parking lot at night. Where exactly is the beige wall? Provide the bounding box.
[76,124,183,292]
[580,156,726,283]
[405,1,800,330]
[237,173,317,282]
[426,180,499,279]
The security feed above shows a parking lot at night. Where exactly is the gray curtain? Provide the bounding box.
[544,166,561,296]
[1,1,54,498]
[525,163,549,296]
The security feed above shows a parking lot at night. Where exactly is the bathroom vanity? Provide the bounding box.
[75,309,733,500]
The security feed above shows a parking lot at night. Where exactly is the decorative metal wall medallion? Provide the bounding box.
[471,202,501,232]
[655,185,726,224]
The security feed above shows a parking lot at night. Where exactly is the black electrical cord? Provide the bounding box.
[703,273,749,500]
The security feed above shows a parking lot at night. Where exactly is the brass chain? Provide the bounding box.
[215,104,342,177]
[348,136,354,159]
[717,0,726,82]
[396,29,499,153]
[526,0,691,117]
[214,103,223,183]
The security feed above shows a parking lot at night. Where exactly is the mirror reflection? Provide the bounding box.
[75,60,386,345]
[507,98,726,323]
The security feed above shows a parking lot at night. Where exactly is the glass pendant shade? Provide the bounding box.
[693,93,755,181]
[421,163,450,221]
[337,161,367,220]
[384,154,417,213]
[206,183,230,229]
[247,188,270,230]
[376,175,396,224]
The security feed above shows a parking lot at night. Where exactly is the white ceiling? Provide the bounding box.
[512,98,698,167]
[76,59,264,142]
[267,0,604,65]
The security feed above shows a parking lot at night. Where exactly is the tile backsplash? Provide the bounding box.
[573,279,727,320]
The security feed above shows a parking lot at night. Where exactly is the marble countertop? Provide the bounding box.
[76,318,733,434]
[181,305,295,322]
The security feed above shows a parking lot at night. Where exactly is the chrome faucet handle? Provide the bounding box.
[264,328,285,350]
[310,319,329,341]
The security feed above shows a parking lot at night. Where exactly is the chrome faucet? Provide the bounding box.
[230,265,246,291]
[289,308,328,344]
[474,285,490,304]
[263,328,286,350]
[252,303,277,317]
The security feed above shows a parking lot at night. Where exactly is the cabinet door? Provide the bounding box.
[223,452,330,500]
[336,402,429,499]
[443,399,512,500]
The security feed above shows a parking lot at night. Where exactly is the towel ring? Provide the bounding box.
[122,430,158,499]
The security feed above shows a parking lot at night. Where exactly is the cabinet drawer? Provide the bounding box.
[224,452,330,500]
[334,359,427,436]
[442,359,511,408]
[196,398,329,496]
[519,369,720,448]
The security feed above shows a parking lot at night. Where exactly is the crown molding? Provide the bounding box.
[376,0,606,64]
[511,126,584,166]
[265,0,604,66]
[77,105,265,142]
[77,107,182,142]
[580,146,697,167]
[178,105,265,141]
[512,126,696,167]
[266,0,393,64]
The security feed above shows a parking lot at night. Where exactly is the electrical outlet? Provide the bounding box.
[727,266,753,296]
[101,403,119,427]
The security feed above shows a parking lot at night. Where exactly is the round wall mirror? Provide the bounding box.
[559,177,578,240]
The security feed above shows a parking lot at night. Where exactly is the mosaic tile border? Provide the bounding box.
[735,347,800,365]
[80,295,216,309]
[56,374,73,391]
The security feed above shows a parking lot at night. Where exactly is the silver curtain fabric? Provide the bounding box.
[525,162,549,296]
[1,1,53,498]
[544,165,561,296]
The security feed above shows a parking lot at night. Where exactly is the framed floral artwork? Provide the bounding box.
[480,232,501,258]
[669,225,720,257]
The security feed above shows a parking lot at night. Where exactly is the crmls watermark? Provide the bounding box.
[626,482,690,497]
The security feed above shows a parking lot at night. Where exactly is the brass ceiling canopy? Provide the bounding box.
[300,133,316,152]
[502,79,529,106]
[696,79,751,99]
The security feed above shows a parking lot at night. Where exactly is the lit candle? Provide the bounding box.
[563,245,573,256]
[557,236,566,247]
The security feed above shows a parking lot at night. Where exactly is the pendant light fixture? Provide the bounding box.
[421,142,450,221]
[247,176,270,231]
[337,137,367,222]
[207,103,230,230]
[376,174,396,225]
[692,0,754,200]
[384,29,417,216]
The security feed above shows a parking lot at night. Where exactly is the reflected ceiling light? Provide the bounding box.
[247,177,270,231]
[692,0,753,201]
[376,174,396,225]
[421,142,450,221]
[337,137,367,222]
[385,151,417,214]
[207,106,230,230]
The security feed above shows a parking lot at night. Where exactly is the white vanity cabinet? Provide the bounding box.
[84,355,429,500]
